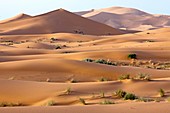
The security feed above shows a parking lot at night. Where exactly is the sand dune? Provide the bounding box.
[0,77,170,106]
[0,58,169,82]
[0,7,170,113]
[0,103,170,113]
[0,13,32,24]
[0,9,122,35]
[76,6,170,31]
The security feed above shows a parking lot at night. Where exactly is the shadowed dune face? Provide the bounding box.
[0,7,170,113]
[76,6,170,31]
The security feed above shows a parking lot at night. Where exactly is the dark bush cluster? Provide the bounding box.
[83,58,115,66]
[0,102,23,107]
[128,54,137,59]
[118,74,130,80]
[115,89,137,100]
[115,89,127,98]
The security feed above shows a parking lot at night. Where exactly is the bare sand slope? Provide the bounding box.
[0,24,169,113]
[0,33,104,42]
[0,103,170,113]
[76,6,170,31]
[0,13,32,24]
[0,9,122,35]
[1,49,170,62]
[0,59,169,82]
[0,78,170,106]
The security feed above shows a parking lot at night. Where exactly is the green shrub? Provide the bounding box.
[115,89,127,98]
[118,74,130,80]
[158,88,165,97]
[95,59,107,64]
[79,98,86,105]
[83,58,115,66]
[100,100,114,105]
[128,54,137,59]
[83,58,94,62]
[124,93,137,100]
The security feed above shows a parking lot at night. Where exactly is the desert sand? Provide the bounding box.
[76,6,170,31]
[0,7,170,113]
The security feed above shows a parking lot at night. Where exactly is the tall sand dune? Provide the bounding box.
[0,9,122,35]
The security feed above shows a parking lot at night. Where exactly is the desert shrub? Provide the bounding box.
[0,102,23,107]
[100,91,105,98]
[99,77,108,82]
[154,98,161,102]
[137,97,154,102]
[79,98,86,105]
[83,58,94,62]
[118,74,130,80]
[65,87,72,94]
[70,78,77,83]
[46,100,56,106]
[55,45,62,49]
[83,58,115,66]
[145,40,154,42]
[128,54,137,59]
[62,45,67,47]
[95,59,107,64]
[106,61,115,65]
[100,100,114,105]
[124,93,137,100]
[134,73,151,81]
[51,38,58,41]
[167,97,170,102]
[158,88,165,97]
[115,89,127,98]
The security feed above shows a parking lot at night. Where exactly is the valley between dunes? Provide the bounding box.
[0,8,170,113]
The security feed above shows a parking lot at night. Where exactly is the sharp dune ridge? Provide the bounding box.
[0,8,123,35]
[0,6,170,113]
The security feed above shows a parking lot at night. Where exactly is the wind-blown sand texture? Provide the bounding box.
[0,7,170,113]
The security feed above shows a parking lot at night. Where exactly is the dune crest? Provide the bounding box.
[76,6,170,31]
[0,13,32,24]
[0,9,122,35]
